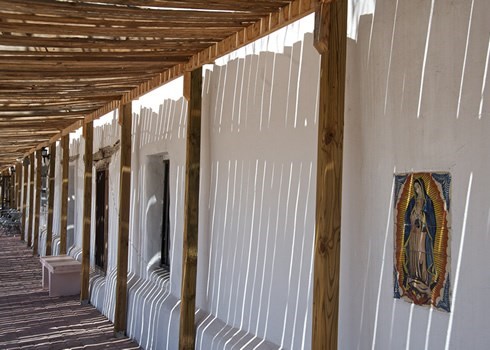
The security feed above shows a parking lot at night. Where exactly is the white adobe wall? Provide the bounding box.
[340,0,490,349]
[196,32,319,350]
[125,92,191,349]
[103,18,318,350]
[61,22,320,350]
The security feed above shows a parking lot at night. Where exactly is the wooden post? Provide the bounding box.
[0,173,4,209]
[2,173,6,209]
[16,163,22,212]
[9,169,14,209]
[21,158,28,241]
[179,67,202,350]
[60,135,70,255]
[80,122,93,304]
[27,153,35,248]
[46,143,56,256]
[183,71,191,101]
[114,102,132,336]
[312,1,347,349]
[6,173,9,208]
[33,150,42,256]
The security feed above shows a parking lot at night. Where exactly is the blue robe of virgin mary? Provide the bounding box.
[403,178,437,288]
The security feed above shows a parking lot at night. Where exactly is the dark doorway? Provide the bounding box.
[161,159,170,269]
[95,169,108,272]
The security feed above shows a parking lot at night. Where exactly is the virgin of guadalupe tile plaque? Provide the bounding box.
[393,172,451,312]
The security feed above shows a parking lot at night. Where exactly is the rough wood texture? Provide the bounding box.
[32,150,42,256]
[1,173,7,208]
[16,163,22,211]
[179,67,202,350]
[0,0,316,170]
[45,143,56,256]
[27,153,34,248]
[93,141,120,170]
[314,1,331,54]
[312,0,347,349]
[114,102,132,336]
[60,135,69,255]
[9,169,14,209]
[0,173,4,208]
[183,71,191,101]
[21,159,28,241]
[80,122,93,303]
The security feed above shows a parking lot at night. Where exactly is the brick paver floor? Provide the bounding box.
[0,226,142,350]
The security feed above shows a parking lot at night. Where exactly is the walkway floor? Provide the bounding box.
[0,227,142,350]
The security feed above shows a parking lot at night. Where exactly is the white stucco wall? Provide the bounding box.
[57,24,320,350]
[196,32,319,349]
[340,0,490,349]
[112,18,319,349]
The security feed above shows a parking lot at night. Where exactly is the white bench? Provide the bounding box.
[40,255,82,297]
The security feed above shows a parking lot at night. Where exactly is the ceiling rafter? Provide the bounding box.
[0,0,315,170]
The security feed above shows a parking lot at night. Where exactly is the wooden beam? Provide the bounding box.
[179,67,202,350]
[80,121,93,304]
[32,150,42,256]
[313,1,331,54]
[312,0,347,349]
[114,102,132,336]
[0,0,283,19]
[46,143,56,256]
[21,158,28,241]
[22,0,315,158]
[183,0,316,71]
[60,135,69,255]
[27,153,34,247]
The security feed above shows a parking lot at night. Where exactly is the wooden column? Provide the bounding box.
[16,163,22,212]
[80,122,93,304]
[46,143,57,256]
[21,159,28,241]
[179,67,202,350]
[27,153,35,247]
[33,150,42,255]
[1,173,5,209]
[312,1,347,349]
[0,172,5,209]
[1,173,4,209]
[60,135,70,255]
[9,170,14,209]
[114,102,132,336]
[6,174,10,208]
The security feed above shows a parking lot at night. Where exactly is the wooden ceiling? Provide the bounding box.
[0,0,315,170]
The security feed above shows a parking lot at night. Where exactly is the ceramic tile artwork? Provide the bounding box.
[393,172,451,312]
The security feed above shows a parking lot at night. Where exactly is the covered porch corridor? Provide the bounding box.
[0,226,141,350]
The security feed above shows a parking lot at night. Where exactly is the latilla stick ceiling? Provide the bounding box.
[0,0,316,169]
